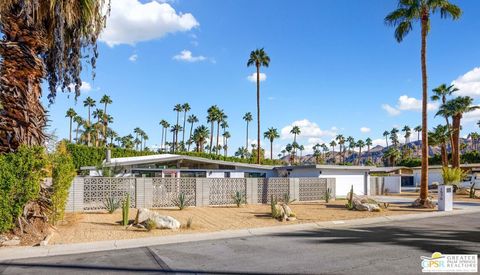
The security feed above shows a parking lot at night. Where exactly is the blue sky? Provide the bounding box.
[43,0,480,156]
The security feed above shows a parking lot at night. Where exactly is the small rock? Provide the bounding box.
[287,217,297,221]
[281,204,293,217]
[135,208,181,229]
[2,239,20,246]
[12,236,19,240]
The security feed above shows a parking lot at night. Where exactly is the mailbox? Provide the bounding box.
[438,185,453,211]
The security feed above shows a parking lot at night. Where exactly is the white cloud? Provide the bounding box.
[371,138,387,147]
[68,81,92,93]
[247,72,267,83]
[462,106,480,122]
[173,50,206,62]
[129,54,138,62]
[360,127,371,133]
[382,95,438,116]
[280,119,337,140]
[100,0,199,47]
[382,104,401,116]
[452,67,480,97]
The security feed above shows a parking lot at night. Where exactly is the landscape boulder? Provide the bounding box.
[350,195,381,212]
[135,208,181,229]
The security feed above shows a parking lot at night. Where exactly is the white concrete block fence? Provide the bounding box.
[65,177,336,212]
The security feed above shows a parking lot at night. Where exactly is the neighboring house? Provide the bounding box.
[412,163,480,186]
[370,166,415,190]
[274,165,373,197]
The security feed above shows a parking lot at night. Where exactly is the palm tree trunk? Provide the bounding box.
[452,116,461,168]
[246,122,249,151]
[445,116,454,164]
[182,111,187,146]
[216,122,220,155]
[270,140,273,160]
[441,143,448,167]
[69,117,73,143]
[161,128,164,152]
[209,121,214,154]
[256,65,261,164]
[188,122,194,151]
[420,15,429,203]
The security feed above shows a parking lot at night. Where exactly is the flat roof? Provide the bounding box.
[370,166,413,173]
[412,163,480,170]
[275,164,374,171]
[81,154,277,171]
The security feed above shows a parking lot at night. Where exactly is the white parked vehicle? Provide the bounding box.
[458,174,480,190]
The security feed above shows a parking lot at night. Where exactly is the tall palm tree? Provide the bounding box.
[187,115,199,151]
[347,136,355,160]
[383,147,401,167]
[247,48,270,164]
[357,140,365,165]
[223,131,231,157]
[92,108,104,147]
[385,0,462,205]
[264,127,280,160]
[390,128,399,147]
[431,83,457,156]
[83,97,96,146]
[0,0,108,153]
[172,125,182,152]
[429,125,450,167]
[100,94,112,145]
[235,147,249,159]
[414,125,422,141]
[243,112,253,151]
[207,105,219,154]
[437,96,478,168]
[73,115,83,144]
[134,127,142,151]
[65,108,77,143]
[365,137,373,162]
[216,109,227,155]
[383,131,390,147]
[402,125,411,144]
[159,120,167,151]
[181,103,191,146]
[329,140,337,163]
[335,135,345,163]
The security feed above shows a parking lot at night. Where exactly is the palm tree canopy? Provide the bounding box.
[437,96,478,118]
[173,104,183,112]
[247,48,270,68]
[66,108,77,118]
[182,103,191,112]
[384,0,461,42]
[0,0,109,101]
[290,126,301,135]
[100,95,112,105]
[83,97,96,108]
[243,112,253,122]
[431,84,458,102]
[264,127,280,142]
[187,115,199,124]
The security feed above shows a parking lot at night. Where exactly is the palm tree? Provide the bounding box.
[383,147,401,167]
[207,105,219,154]
[383,131,390,147]
[385,0,461,205]
[429,125,450,167]
[431,83,457,156]
[290,126,301,161]
[134,127,142,151]
[0,1,108,153]
[187,115,199,151]
[193,125,209,152]
[402,125,411,144]
[73,116,83,144]
[181,103,191,146]
[83,97,96,146]
[335,135,345,163]
[247,48,270,164]
[329,140,337,163]
[171,125,182,152]
[159,120,167,151]
[264,127,280,160]
[216,109,227,155]
[142,133,149,151]
[365,137,373,162]
[100,95,112,145]
[243,112,253,151]
[65,108,77,143]
[357,140,365,165]
[347,136,355,160]
[437,96,478,168]
[414,125,422,141]
[235,147,249,159]
[390,128,400,147]
[223,131,231,157]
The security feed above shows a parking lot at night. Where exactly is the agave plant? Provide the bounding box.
[103,196,121,214]
[173,193,193,210]
[232,191,246,207]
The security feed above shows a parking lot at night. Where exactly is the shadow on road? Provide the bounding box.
[271,222,480,255]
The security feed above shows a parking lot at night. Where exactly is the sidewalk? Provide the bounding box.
[1,205,479,261]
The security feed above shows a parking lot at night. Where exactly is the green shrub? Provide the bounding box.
[232,191,246,207]
[323,188,332,203]
[441,167,465,186]
[144,218,157,232]
[50,142,76,225]
[173,193,192,210]
[270,195,279,218]
[104,196,121,214]
[0,146,48,233]
[122,194,130,226]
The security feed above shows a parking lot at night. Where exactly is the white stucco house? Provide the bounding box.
[81,153,375,197]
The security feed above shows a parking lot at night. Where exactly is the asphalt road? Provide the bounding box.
[0,213,478,275]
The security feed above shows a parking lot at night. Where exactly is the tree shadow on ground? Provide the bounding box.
[271,218,480,255]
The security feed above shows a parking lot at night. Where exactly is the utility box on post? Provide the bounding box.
[438,185,453,211]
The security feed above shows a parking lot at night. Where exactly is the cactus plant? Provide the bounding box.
[470,183,477,199]
[232,191,246,207]
[270,195,279,218]
[323,188,332,203]
[345,185,354,210]
[122,194,130,226]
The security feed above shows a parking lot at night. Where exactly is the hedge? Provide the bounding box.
[0,146,48,233]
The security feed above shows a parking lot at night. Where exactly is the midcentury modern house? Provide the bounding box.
[81,153,375,197]
[412,163,480,186]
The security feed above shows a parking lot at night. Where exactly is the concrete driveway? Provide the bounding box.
[0,212,478,274]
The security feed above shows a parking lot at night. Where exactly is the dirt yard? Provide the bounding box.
[50,200,434,245]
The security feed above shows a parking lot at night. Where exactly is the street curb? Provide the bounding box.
[1,207,479,261]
